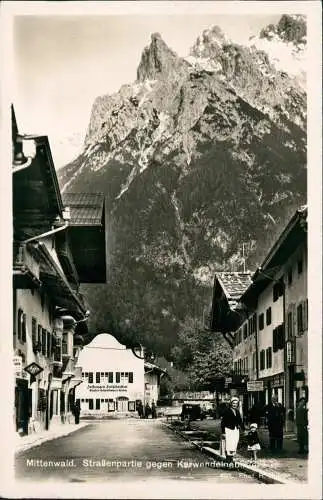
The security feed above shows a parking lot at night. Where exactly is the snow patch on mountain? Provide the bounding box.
[248,35,306,88]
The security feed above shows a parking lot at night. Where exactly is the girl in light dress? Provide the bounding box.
[246,422,261,465]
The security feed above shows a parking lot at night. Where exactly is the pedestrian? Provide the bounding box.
[151,400,157,419]
[296,397,308,454]
[221,396,244,462]
[73,400,81,425]
[246,423,261,465]
[265,395,285,453]
[137,400,144,419]
[144,402,151,419]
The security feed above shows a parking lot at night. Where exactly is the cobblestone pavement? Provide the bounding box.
[15,419,260,483]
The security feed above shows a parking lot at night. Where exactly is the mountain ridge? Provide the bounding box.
[58,15,307,358]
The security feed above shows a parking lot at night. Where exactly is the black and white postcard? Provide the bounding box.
[0,1,322,498]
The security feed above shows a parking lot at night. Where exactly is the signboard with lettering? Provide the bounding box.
[13,356,22,375]
[87,384,127,392]
[247,380,264,392]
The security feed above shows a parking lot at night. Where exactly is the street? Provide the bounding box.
[15,419,259,483]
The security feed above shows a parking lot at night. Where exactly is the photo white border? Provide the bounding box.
[0,1,321,499]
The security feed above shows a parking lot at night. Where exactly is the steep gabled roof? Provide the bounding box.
[62,193,105,226]
[216,272,253,304]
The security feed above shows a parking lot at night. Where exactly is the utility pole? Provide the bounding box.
[241,243,248,273]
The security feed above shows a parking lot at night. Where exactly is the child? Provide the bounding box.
[246,423,261,465]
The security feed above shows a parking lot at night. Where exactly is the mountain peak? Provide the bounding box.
[190,25,227,59]
[260,14,306,46]
[136,32,189,82]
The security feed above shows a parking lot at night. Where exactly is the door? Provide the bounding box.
[117,397,129,412]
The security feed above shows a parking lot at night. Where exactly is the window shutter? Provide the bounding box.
[303,300,308,331]
[292,303,297,337]
[22,314,27,343]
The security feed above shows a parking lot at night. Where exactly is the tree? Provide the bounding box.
[186,334,233,391]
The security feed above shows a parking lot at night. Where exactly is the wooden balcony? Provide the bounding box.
[13,243,40,289]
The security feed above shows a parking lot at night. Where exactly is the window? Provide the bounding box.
[287,268,293,286]
[96,372,100,384]
[101,399,104,402]
[47,330,51,357]
[266,347,272,368]
[116,372,121,383]
[85,372,88,377]
[88,399,93,410]
[17,309,23,341]
[128,372,133,383]
[38,325,42,348]
[297,304,304,334]
[252,313,257,334]
[266,307,272,326]
[42,328,46,355]
[247,318,252,337]
[96,399,100,410]
[233,361,237,373]
[252,352,256,371]
[101,372,104,376]
[108,372,113,383]
[245,357,249,373]
[243,324,248,339]
[258,313,264,331]
[21,313,27,343]
[82,372,85,378]
[105,372,109,377]
[260,350,265,370]
[287,311,293,339]
[88,372,93,383]
[62,332,68,355]
[297,258,303,275]
[273,280,284,302]
[32,317,37,351]
[273,324,285,352]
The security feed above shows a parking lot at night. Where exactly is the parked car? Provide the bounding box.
[180,403,206,421]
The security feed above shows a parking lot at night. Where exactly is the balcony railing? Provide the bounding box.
[13,243,40,287]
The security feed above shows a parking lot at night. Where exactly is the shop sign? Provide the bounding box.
[272,373,284,387]
[247,380,264,392]
[13,356,22,375]
[286,340,296,364]
[87,384,127,392]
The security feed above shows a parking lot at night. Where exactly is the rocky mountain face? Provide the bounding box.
[58,15,307,358]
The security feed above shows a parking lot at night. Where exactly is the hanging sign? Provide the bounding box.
[13,356,22,375]
[247,380,264,392]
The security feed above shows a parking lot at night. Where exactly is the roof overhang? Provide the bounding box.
[34,242,87,320]
[13,134,64,239]
[61,194,107,283]
[210,276,250,334]
[241,207,307,304]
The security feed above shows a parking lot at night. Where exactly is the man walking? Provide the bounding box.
[265,395,285,453]
[296,398,308,454]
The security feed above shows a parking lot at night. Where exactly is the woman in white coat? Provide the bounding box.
[221,397,244,461]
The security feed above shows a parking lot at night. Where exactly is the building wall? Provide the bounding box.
[15,285,53,430]
[75,334,144,414]
[144,372,159,405]
[283,241,308,414]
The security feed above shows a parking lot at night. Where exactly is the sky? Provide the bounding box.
[13,13,281,169]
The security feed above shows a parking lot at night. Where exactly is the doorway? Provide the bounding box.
[117,397,129,412]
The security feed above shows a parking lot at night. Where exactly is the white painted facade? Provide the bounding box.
[256,274,285,405]
[75,334,145,415]
[144,372,159,405]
